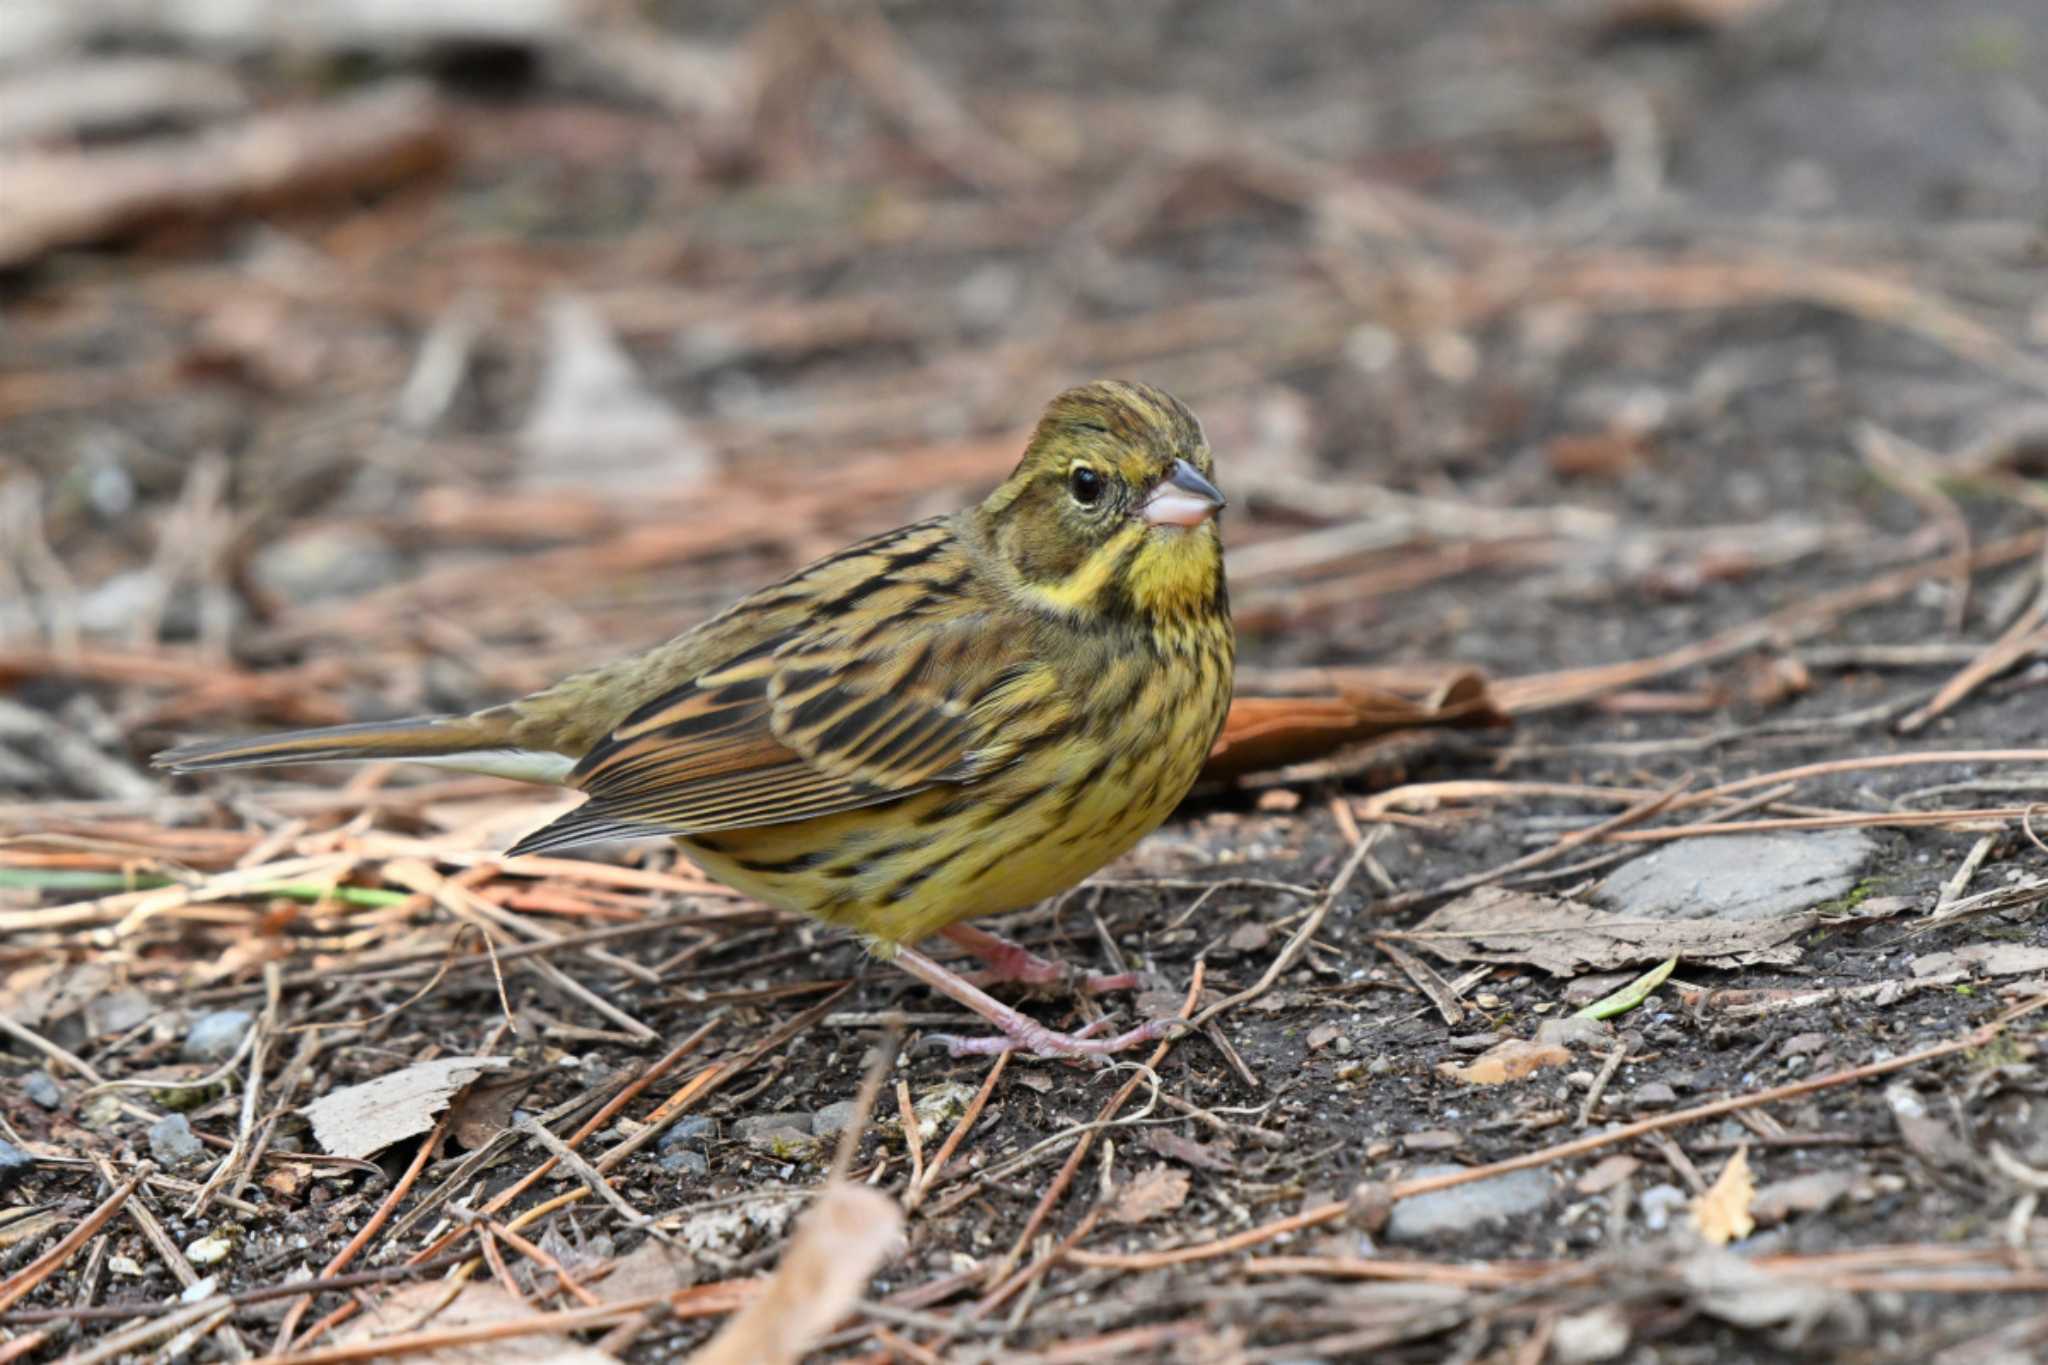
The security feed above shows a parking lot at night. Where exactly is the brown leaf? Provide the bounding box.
[1200,672,1508,782]
[1690,1146,1756,1246]
[688,1183,902,1365]
[1106,1163,1191,1226]
[446,1068,538,1150]
[1547,430,1648,479]
[1437,1039,1570,1086]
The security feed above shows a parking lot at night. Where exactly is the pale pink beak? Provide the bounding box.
[1141,458,1226,528]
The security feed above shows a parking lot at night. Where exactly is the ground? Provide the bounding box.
[4,1,2048,1361]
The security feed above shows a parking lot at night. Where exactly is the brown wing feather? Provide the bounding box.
[505,520,1033,857]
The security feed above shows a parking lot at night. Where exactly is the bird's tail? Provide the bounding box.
[153,714,577,786]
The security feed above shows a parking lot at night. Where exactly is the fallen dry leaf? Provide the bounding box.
[1107,1163,1192,1226]
[688,1183,902,1365]
[300,1056,509,1160]
[1200,673,1507,782]
[1404,875,1911,977]
[1437,1039,1570,1086]
[1910,942,2048,979]
[1691,1146,1756,1245]
[446,1068,537,1150]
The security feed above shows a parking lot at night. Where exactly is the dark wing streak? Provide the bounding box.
[514,521,1026,852]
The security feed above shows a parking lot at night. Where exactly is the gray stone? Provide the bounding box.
[182,1010,254,1063]
[85,988,151,1040]
[1595,830,1876,924]
[659,1148,708,1176]
[0,1137,32,1192]
[810,1101,863,1137]
[731,1112,812,1142]
[1534,1016,1611,1050]
[657,1115,716,1152]
[23,1070,61,1109]
[1385,1163,1552,1242]
[1640,1182,1690,1231]
[148,1113,207,1168]
[1632,1082,1679,1109]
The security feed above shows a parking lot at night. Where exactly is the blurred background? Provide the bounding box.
[3,0,2046,796]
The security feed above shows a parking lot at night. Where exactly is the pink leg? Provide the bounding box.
[938,923,1141,995]
[890,944,1179,1059]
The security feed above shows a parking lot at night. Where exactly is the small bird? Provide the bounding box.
[157,380,1233,1058]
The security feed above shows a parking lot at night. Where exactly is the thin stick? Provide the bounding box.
[905,1052,1007,1212]
[896,1079,927,1190]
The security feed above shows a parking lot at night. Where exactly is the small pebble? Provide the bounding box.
[85,989,151,1040]
[810,1101,863,1137]
[660,1149,709,1176]
[182,1010,255,1063]
[1640,1182,1690,1231]
[148,1113,207,1169]
[1386,1163,1551,1242]
[185,1234,233,1267]
[23,1071,61,1109]
[731,1112,812,1142]
[657,1116,716,1152]
[0,1138,33,1193]
[1632,1082,1678,1109]
[1534,1016,1610,1051]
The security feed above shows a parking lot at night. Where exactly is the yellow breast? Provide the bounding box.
[676,633,1231,947]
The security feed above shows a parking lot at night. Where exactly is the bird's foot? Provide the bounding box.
[939,922,1139,995]
[890,942,1178,1062]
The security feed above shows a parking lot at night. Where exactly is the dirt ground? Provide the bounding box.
[6,1,2048,1361]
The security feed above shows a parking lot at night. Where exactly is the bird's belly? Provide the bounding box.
[673,708,1219,947]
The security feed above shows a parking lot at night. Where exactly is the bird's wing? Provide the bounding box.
[505,526,1046,856]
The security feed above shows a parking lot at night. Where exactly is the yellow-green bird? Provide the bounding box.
[157,380,1233,1057]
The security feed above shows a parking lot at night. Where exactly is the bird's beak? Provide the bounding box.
[1141,458,1226,528]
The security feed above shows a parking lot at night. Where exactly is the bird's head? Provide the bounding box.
[976,380,1227,631]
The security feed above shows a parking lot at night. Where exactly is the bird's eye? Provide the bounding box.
[1069,465,1103,506]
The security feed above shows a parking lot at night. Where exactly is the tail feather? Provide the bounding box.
[153,716,577,786]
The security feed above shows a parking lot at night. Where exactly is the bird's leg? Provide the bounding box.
[889,944,1178,1059]
[938,922,1141,995]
